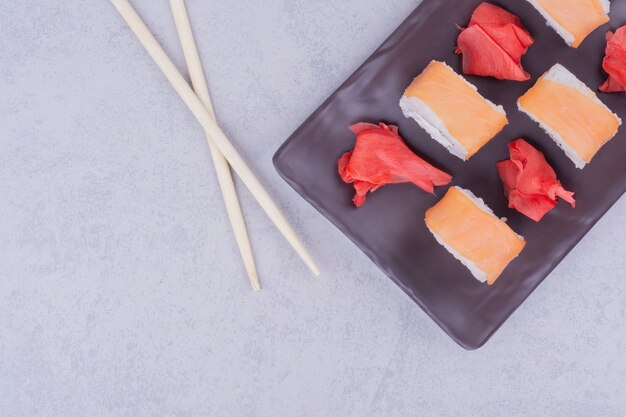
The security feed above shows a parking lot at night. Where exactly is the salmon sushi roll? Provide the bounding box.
[400,60,508,160]
[425,187,526,285]
[526,0,610,48]
[518,64,621,169]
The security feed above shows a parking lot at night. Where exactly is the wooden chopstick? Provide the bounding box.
[168,0,260,292]
[109,0,320,276]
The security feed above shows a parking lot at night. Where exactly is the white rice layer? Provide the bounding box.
[400,95,468,160]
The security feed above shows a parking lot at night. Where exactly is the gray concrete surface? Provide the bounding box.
[1,1,625,416]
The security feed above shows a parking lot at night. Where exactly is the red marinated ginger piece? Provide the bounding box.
[600,26,626,93]
[338,123,452,207]
[456,2,534,81]
[497,139,575,222]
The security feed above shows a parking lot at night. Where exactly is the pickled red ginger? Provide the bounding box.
[497,139,575,222]
[600,26,626,93]
[456,2,534,81]
[338,123,452,207]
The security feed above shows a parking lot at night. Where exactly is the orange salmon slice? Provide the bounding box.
[518,67,620,165]
[532,0,609,48]
[425,187,526,285]
[404,61,508,158]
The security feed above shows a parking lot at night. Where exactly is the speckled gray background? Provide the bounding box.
[1,1,625,416]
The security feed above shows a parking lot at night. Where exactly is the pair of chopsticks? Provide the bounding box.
[110,0,320,291]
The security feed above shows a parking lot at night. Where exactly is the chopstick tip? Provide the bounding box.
[248,271,261,292]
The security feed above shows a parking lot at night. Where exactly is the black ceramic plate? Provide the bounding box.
[273,0,626,349]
